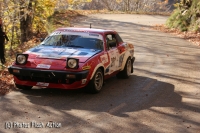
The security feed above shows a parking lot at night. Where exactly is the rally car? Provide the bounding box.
[8,28,135,93]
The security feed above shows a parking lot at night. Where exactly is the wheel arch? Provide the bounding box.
[120,52,132,72]
[90,64,105,80]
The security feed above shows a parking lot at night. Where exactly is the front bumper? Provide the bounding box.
[8,66,89,89]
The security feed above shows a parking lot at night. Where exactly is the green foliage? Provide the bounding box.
[32,0,57,34]
[166,10,189,31]
[166,0,200,32]
[166,10,180,28]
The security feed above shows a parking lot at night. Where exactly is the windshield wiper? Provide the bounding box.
[67,45,84,48]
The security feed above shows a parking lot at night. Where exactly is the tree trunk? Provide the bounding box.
[127,0,130,11]
[20,0,33,43]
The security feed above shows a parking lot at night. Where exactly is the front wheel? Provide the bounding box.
[15,84,33,90]
[116,57,132,79]
[85,69,104,94]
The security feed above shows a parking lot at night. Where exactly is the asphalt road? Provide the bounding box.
[0,14,200,133]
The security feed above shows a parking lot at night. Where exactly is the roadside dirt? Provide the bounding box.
[153,24,200,47]
[0,70,14,95]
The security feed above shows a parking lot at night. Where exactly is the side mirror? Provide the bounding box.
[40,38,44,42]
[108,40,116,47]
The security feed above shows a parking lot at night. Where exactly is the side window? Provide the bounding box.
[116,33,123,43]
[106,34,117,50]
[106,34,112,41]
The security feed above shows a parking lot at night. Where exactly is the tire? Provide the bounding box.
[116,57,132,79]
[85,69,104,94]
[15,84,32,90]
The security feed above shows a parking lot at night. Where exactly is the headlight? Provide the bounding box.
[67,58,79,69]
[16,54,28,65]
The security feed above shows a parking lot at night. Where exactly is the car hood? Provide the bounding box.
[25,46,101,63]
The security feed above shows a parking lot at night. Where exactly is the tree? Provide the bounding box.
[83,0,171,12]
[0,0,57,46]
[20,0,33,42]
[67,0,92,9]
[166,0,200,32]
[32,0,56,34]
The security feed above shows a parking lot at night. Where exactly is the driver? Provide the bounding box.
[61,35,69,46]
[56,35,69,46]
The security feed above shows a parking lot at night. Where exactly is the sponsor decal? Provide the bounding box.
[82,62,93,70]
[111,57,116,67]
[108,49,119,74]
[29,47,100,59]
[36,82,49,87]
[82,65,91,70]
[78,52,88,55]
[40,60,52,65]
[119,54,125,67]
[36,64,51,69]
[89,34,99,37]
[100,54,109,64]
[39,54,62,59]
[52,32,62,35]
[53,48,65,52]
[50,31,103,40]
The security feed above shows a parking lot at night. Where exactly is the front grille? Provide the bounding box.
[15,75,75,84]
[9,66,89,84]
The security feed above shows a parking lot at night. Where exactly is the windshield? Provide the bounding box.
[41,34,104,50]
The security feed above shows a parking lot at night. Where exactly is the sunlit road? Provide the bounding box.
[0,14,200,133]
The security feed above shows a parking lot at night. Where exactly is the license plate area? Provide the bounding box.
[36,82,49,87]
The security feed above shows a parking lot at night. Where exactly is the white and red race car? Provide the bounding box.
[8,28,135,93]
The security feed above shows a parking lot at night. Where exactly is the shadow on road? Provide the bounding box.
[17,75,182,114]
[7,74,197,131]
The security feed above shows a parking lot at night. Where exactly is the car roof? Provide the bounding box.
[55,27,116,34]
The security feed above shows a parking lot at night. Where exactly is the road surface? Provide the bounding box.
[0,14,200,133]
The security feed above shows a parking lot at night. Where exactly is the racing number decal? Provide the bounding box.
[108,48,119,74]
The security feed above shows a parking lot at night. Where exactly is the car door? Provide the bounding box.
[115,33,126,69]
[105,33,120,75]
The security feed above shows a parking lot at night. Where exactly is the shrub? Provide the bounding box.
[166,0,200,32]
